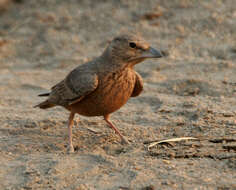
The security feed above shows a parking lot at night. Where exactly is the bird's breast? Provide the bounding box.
[70,69,136,116]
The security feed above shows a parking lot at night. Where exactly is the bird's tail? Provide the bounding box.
[38,92,50,97]
[34,100,55,109]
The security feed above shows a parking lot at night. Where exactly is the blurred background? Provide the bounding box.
[0,0,236,189]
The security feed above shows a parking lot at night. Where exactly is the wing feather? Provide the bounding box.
[49,69,98,106]
[131,71,143,97]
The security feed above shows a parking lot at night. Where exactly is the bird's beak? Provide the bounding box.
[141,47,163,59]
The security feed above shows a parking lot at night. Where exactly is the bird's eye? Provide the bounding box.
[129,42,136,48]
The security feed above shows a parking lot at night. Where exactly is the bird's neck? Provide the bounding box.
[99,48,131,72]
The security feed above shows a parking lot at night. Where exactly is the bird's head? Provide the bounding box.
[104,34,165,67]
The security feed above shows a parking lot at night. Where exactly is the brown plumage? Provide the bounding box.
[35,33,164,153]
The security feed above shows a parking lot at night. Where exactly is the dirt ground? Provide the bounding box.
[0,0,236,189]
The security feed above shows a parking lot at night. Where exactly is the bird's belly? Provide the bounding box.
[69,73,136,116]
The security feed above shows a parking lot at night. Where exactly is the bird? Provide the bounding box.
[35,33,164,153]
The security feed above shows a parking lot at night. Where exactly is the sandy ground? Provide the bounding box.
[0,0,236,189]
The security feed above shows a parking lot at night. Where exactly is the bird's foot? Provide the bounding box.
[67,145,75,154]
[121,136,130,145]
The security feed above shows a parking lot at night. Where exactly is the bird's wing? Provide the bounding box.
[131,71,143,97]
[50,69,98,106]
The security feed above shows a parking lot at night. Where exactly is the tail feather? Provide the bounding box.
[38,92,50,97]
[34,100,55,109]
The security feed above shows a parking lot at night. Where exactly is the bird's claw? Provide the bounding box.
[67,145,75,154]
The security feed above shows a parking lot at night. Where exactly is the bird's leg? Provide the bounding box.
[67,112,75,153]
[74,117,80,128]
[104,115,129,144]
